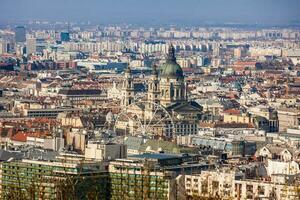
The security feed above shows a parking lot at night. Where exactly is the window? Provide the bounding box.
[258,186,264,195]
[246,185,253,199]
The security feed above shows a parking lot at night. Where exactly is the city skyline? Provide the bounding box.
[1,0,300,25]
[1,1,300,199]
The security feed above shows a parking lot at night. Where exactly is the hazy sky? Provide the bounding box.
[1,0,300,25]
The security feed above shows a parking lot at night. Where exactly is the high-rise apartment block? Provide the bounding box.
[15,26,26,43]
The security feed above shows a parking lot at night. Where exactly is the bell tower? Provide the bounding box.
[121,67,135,107]
[147,65,160,106]
[145,65,160,120]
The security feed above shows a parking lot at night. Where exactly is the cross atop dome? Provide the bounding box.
[167,44,176,62]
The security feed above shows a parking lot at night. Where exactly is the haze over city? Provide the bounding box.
[1,0,300,25]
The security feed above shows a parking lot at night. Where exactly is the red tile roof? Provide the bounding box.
[11,132,27,142]
[224,109,241,115]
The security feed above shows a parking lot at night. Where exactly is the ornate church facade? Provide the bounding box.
[119,45,202,139]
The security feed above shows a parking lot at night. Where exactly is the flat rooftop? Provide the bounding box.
[129,153,181,160]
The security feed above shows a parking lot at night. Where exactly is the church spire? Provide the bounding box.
[152,64,158,76]
[167,44,176,62]
[122,66,134,107]
[147,65,160,113]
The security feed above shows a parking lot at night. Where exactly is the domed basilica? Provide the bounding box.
[119,45,203,139]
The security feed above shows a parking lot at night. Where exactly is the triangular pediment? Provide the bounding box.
[167,101,202,113]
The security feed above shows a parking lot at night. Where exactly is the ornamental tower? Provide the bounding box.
[121,67,135,107]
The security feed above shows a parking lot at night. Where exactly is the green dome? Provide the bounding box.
[160,44,184,78]
[160,61,184,78]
